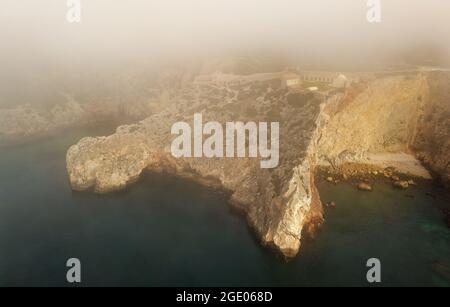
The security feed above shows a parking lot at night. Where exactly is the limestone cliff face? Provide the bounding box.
[65,70,449,258]
[317,72,450,187]
[413,72,450,187]
[67,78,325,258]
[318,74,428,159]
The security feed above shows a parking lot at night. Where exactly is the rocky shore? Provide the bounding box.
[63,70,449,258]
[66,78,329,258]
[318,163,422,192]
[316,72,450,189]
[33,67,444,258]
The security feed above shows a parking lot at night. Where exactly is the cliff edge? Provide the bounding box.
[66,71,449,258]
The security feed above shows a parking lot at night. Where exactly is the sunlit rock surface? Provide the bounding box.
[67,76,326,258]
[66,70,450,257]
[317,72,450,187]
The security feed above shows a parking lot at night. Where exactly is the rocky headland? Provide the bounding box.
[66,76,328,258]
[63,70,450,258]
[0,65,432,258]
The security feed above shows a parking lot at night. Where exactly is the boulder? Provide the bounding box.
[358,182,373,191]
[393,181,409,189]
[407,179,417,186]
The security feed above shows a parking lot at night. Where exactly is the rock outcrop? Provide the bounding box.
[66,70,450,258]
[358,182,373,191]
[0,99,87,145]
[67,77,327,258]
[393,181,409,189]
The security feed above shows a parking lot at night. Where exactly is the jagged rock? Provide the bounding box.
[358,182,373,191]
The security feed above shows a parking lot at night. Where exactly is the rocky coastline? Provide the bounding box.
[66,75,330,258]
[64,70,449,258]
[3,68,448,258]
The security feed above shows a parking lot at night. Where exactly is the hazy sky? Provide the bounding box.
[1,1,449,60]
[0,0,449,105]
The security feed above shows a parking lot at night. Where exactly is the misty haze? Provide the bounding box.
[0,0,449,287]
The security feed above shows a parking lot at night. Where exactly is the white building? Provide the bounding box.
[281,72,302,88]
[298,70,353,88]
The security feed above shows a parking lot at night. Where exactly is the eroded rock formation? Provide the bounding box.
[67,77,327,258]
[66,70,450,257]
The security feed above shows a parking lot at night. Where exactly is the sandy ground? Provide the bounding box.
[362,152,432,179]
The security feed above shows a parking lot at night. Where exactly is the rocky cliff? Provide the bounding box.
[413,72,450,187]
[67,77,326,258]
[65,70,450,258]
[316,71,450,187]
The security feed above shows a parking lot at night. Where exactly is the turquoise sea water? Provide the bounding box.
[0,125,449,286]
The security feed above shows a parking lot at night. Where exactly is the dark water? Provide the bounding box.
[0,125,449,286]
